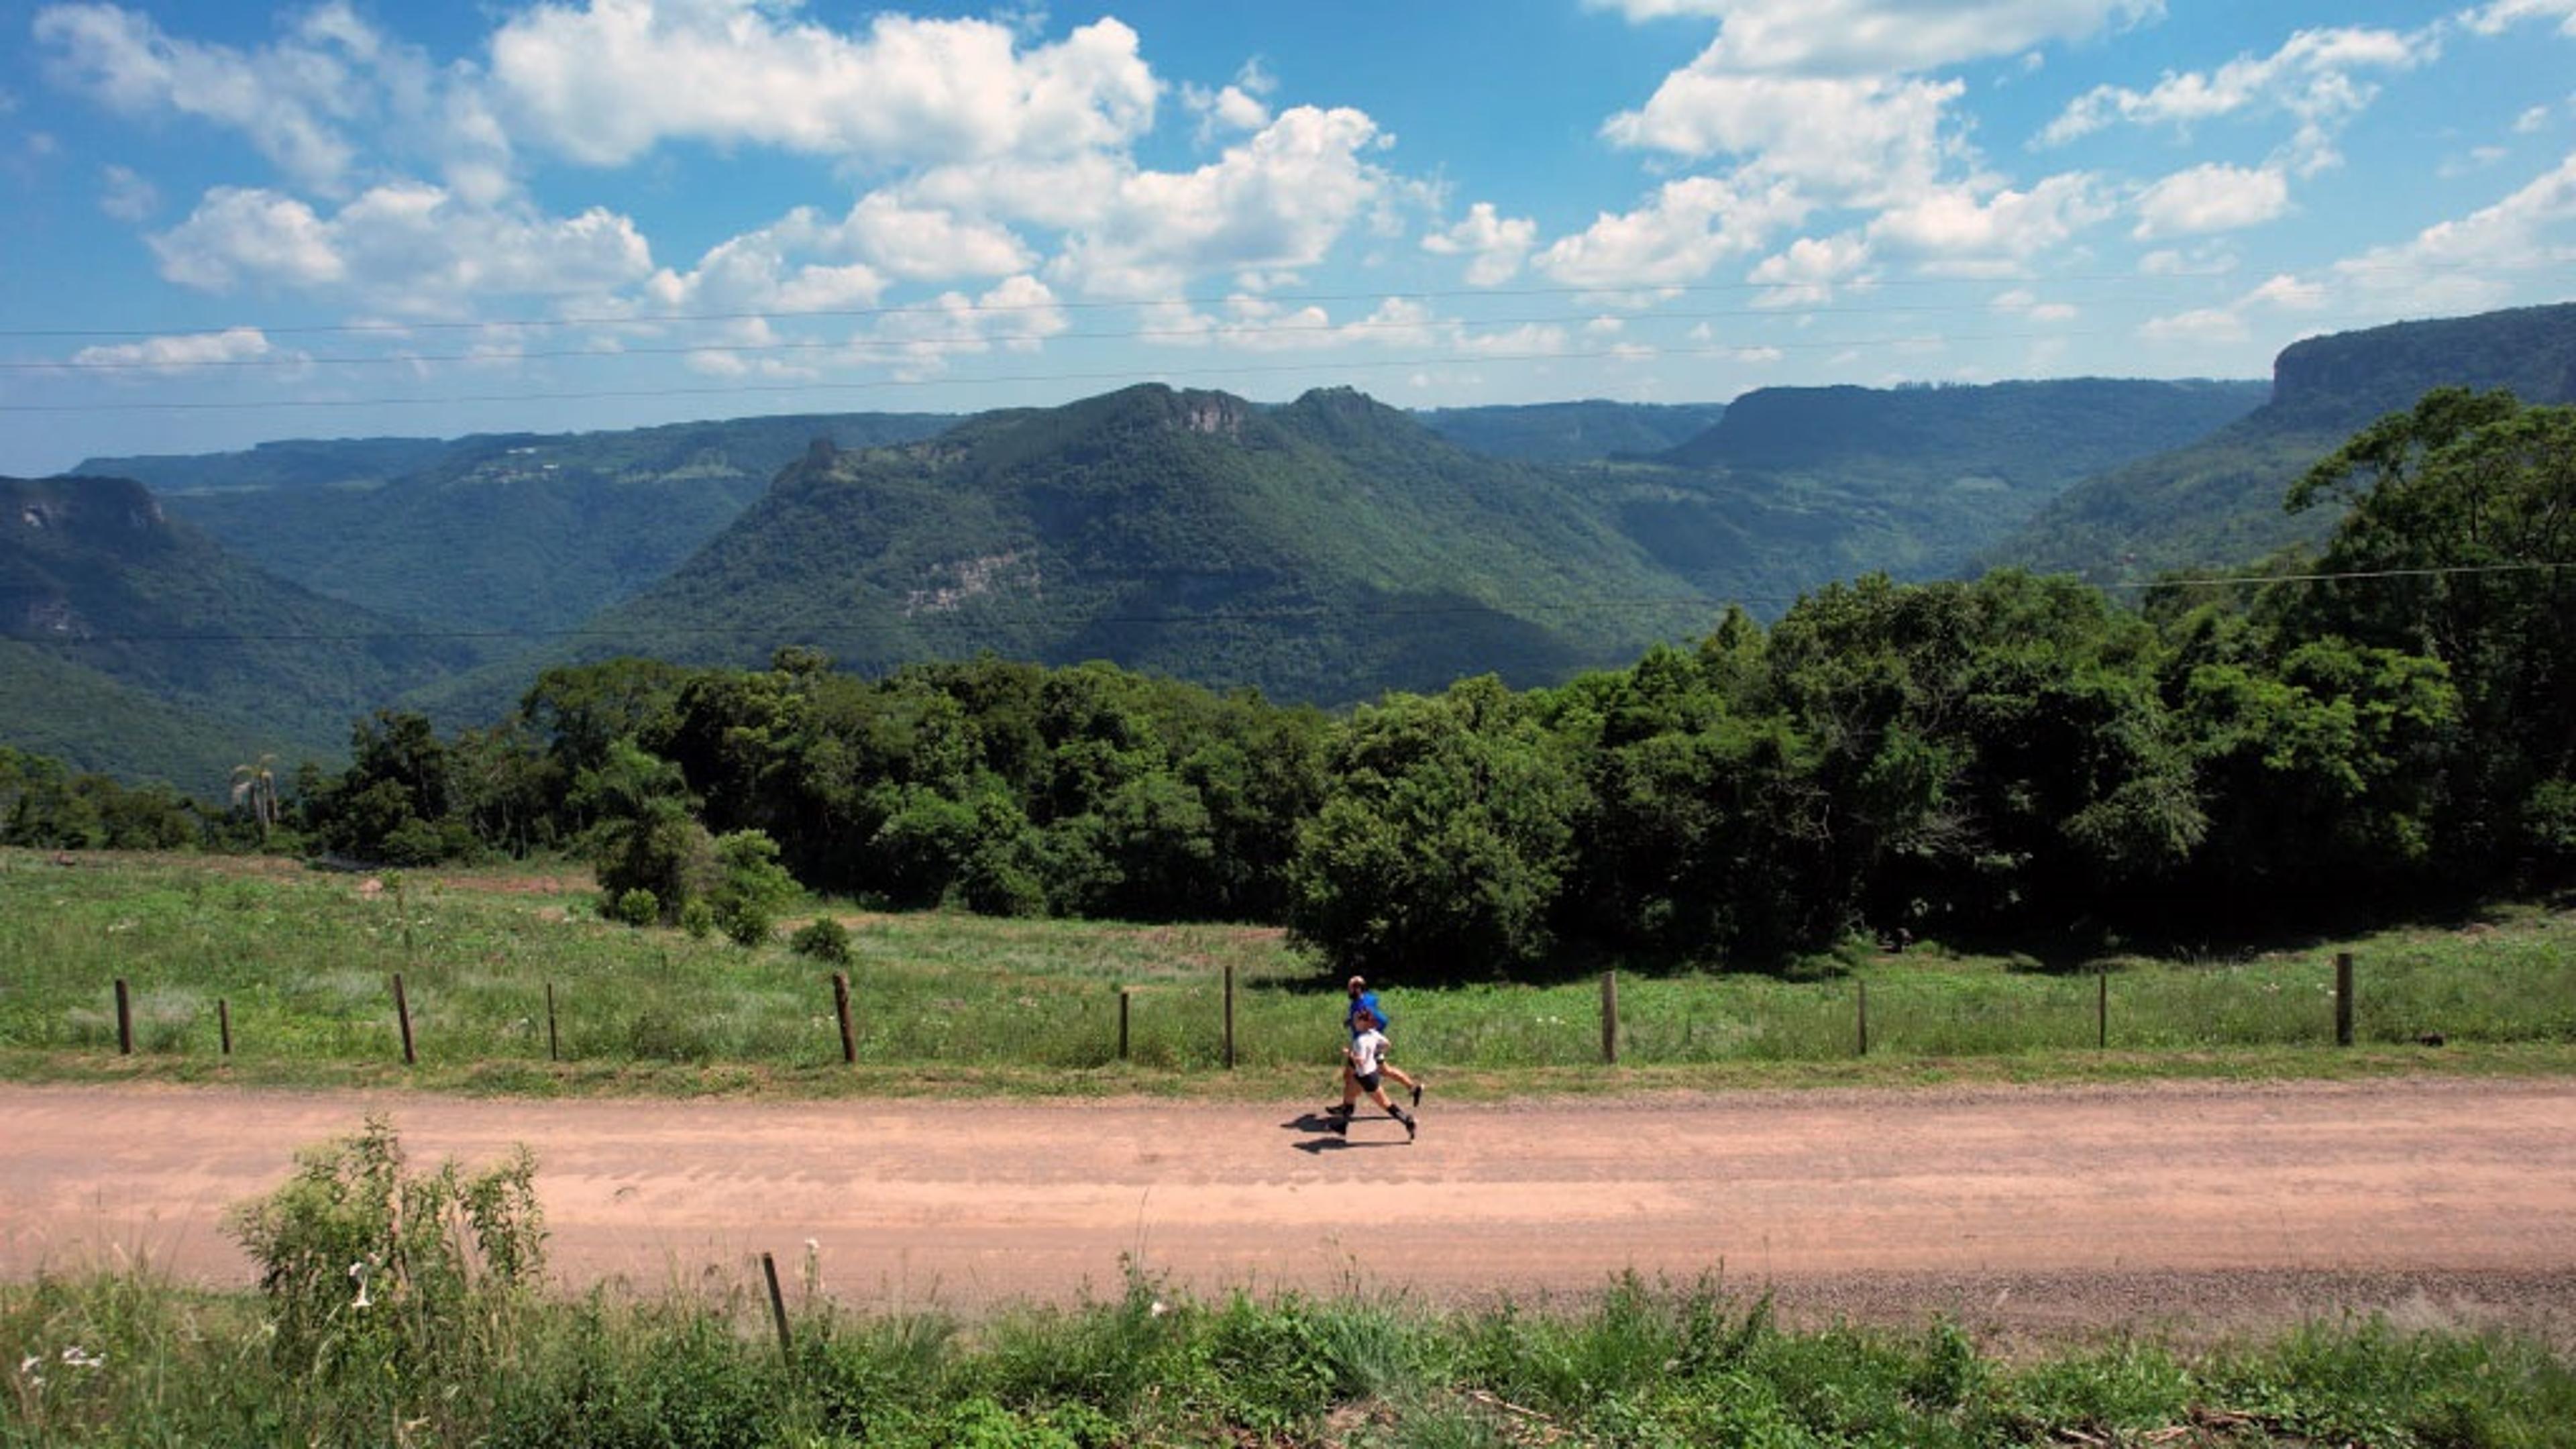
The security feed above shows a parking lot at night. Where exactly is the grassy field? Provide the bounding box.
[4,848,2573,1097]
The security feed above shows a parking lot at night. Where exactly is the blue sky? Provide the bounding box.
[3,0,2573,473]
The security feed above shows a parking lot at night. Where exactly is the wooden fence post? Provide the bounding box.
[760,1250,794,1362]
[1222,967,1236,1070]
[1118,987,1131,1061]
[1599,971,1619,1064]
[832,972,857,1065]
[1856,980,1869,1057]
[2335,952,2355,1046]
[2097,969,2108,1051]
[545,982,559,1063]
[219,998,233,1057]
[115,979,132,1056]
[392,973,415,1065]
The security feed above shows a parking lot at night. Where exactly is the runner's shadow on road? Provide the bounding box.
[1283,1112,1407,1152]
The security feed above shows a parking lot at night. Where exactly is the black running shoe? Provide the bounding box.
[1410,1082,1422,1108]
[1325,1102,1354,1118]
[1404,1115,1417,1142]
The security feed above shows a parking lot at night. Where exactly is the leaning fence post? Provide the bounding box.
[1118,987,1131,1061]
[545,982,560,1063]
[1601,971,1619,1065]
[392,973,416,1065]
[219,998,233,1057]
[760,1250,794,1362]
[1856,979,1870,1057]
[2335,952,2355,1046]
[1222,967,1236,1070]
[2097,968,2108,1051]
[115,979,133,1056]
[832,972,857,1065]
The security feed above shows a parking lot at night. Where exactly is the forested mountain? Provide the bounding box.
[82,435,453,496]
[127,412,955,637]
[1413,399,1727,462]
[1657,378,2265,476]
[1,475,476,788]
[1582,376,2266,600]
[553,384,1713,705]
[1990,303,2576,580]
[0,639,259,792]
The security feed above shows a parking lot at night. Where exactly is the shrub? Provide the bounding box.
[612,888,659,928]
[223,1118,544,1437]
[791,916,853,963]
[707,830,797,948]
[680,898,715,939]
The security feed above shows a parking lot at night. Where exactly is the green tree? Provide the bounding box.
[578,737,713,925]
[2283,388,2576,879]
[1289,676,1580,977]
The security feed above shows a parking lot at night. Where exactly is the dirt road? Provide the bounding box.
[7,1077,2573,1339]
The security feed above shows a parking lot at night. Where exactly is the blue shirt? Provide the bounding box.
[1346,989,1387,1036]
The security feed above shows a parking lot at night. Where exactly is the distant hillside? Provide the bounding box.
[1,475,477,783]
[1582,377,2266,601]
[144,411,955,637]
[80,435,451,496]
[0,640,260,793]
[519,385,1713,707]
[1991,303,2576,580]
[1658,378,2265,476]
[1414,400,1727,462]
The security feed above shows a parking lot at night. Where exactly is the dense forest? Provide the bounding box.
[9,388,2570,975]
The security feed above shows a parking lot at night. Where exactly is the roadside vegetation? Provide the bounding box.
[8,1120,2572,1448]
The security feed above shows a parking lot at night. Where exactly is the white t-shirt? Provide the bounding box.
[1350,1028,1389,1077]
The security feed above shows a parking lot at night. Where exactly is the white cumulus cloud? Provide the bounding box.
[488,2,1158,170]
[152,182,653,312]
[1867,172,2110,271]
[38,2,365,189]
[2133,162,2290,238]
[2462,0,2576,38]
[1536,175,1810,289]
[1422,202,1538,285]
[69,326,290,374]
[1605,71,1962,207]
[1044,105,1389,298]
[2038,24,2440,174]
[37,2,501,197]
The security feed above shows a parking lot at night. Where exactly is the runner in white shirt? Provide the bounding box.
[1328,1007,1418,1141]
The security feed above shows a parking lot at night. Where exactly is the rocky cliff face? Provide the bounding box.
[7,476,169,545]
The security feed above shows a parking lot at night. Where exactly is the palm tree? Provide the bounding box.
[230,753,278,843]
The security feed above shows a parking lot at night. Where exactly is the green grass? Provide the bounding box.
[9,1261,2574,1447]
[4,849,2573,1098]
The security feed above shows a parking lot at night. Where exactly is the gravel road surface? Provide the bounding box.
[7,1077,2571,1341]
